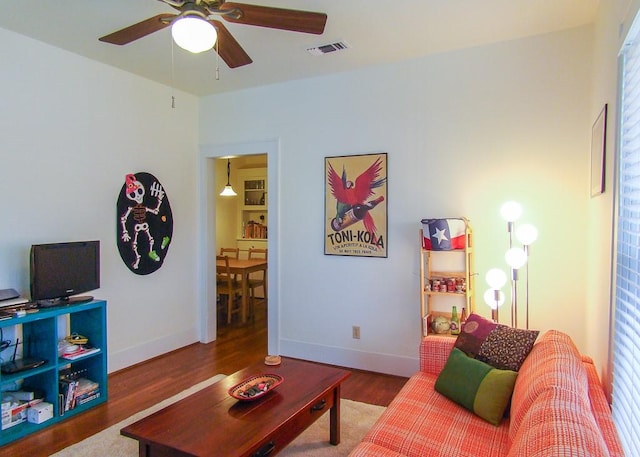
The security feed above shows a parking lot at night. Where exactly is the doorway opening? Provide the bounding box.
[199,139,279,355]
[215,154,267,331]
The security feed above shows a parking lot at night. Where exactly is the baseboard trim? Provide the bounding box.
[108,326,199,373]
[279,338,418,377]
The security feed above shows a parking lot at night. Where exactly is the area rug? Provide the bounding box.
[51,374,384,457]
[279,399,384,457]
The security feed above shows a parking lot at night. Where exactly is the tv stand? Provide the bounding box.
[0,300,107,446]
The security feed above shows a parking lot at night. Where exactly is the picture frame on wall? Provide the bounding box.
[324,152,388,258]
[591,104,607,197]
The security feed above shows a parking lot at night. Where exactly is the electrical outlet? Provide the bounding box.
[352,326,360,339]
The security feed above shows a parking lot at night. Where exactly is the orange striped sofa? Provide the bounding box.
[349,330,624,457]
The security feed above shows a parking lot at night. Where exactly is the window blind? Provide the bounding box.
[613,24,640,457]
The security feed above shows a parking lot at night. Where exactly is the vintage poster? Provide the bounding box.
[325,153,387,257]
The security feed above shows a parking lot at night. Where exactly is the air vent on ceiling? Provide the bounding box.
[306,41,350,56]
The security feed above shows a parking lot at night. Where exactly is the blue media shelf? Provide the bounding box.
[0,300,107,446]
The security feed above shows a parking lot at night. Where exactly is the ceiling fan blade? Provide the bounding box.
[220,2,327,35]
[99,14,175,45]
[211,20,253,68]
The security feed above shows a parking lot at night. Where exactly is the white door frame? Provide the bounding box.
[198,139,279,354]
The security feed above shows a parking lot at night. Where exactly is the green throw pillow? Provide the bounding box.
[434,348,518,426]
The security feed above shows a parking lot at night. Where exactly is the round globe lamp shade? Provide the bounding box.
[516,223,538,246]
[500,201,523,222]
[505,247,528,269]
[485,268,507,290]
[483,289,505,310]
[172,17,217,53]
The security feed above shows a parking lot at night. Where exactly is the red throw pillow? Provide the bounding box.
[454,313,539,371]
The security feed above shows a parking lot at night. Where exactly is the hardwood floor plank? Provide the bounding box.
[2,307,407,457]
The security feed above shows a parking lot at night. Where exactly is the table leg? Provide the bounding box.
[138,442,149,457]
[241,272,248,323]
[329,385,341,445]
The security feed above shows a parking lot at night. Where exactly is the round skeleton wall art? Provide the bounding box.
[116,172,173,275]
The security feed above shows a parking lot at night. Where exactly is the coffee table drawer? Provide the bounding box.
[248,390,337,457]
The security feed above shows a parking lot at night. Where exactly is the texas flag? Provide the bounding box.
[421,218,467,251]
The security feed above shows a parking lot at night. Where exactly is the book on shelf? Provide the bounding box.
[75,390,100,406]
[244,221,267,239]
[59,376,100,412]
[59,379,77,411]
[61,346,100,360]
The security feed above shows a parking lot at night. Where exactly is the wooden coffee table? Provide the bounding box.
[120,357,351,457]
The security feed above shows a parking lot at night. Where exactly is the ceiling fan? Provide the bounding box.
[99,0,327,69]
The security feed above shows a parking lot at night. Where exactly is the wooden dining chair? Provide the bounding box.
[220,247,240,280]
[247,248,268,321]
[216,255,242,324]
[219,247,239,259]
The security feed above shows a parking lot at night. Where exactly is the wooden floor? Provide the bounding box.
[3,304,408,457]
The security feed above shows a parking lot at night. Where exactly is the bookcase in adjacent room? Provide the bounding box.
[0,300,107,446]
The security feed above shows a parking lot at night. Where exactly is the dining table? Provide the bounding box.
[216,257,268,323]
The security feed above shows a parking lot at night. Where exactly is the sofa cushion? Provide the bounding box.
[435,348,517,425]
[507,388,610,457]
[358,371,510,457]
[455,313,539,371]
[508,330,587,443]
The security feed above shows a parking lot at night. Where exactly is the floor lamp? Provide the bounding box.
[500,202,522,327]
[516,224,538,329]
[489,201,538,329]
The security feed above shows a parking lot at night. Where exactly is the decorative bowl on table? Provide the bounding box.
[228,374,284,401]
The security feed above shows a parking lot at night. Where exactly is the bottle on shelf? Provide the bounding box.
[330,196,385,232]
[460,307,467,331]
[450,306,460,335]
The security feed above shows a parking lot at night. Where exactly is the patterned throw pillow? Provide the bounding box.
[455,313,539,371]
[435,347,518,425]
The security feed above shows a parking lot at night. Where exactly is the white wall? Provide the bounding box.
[0,28,200,372]
[588,0,640,398]
[200,26,595,376]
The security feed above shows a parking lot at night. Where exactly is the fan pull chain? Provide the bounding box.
[215,33,220,81]
[171,34,176,109]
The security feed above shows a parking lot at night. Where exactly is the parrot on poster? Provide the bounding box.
[327,156,386,234]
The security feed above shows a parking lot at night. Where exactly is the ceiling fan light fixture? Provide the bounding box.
[171,16,217,54]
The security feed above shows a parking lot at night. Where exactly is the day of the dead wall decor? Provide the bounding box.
[116,172,173,275]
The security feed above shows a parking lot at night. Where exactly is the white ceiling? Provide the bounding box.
[0,0,598,97]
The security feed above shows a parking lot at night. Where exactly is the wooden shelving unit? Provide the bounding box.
[420,222,474,337]
[237,168,267,250]
[0,300,107,446]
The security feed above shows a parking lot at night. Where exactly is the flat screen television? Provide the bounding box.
[30,240,100,306]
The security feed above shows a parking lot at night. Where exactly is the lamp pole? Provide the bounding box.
[500,201,522,327]
[516,223,538,330]
[505,247,527,328]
